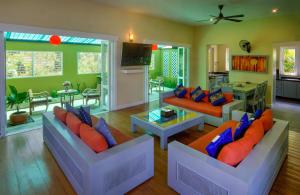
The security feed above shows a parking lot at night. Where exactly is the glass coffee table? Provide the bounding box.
[131,106,205,149]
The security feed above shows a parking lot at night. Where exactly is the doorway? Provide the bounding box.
[145,44,190,102]
[0,26,117,137]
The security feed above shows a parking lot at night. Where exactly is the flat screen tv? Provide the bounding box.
[121,42,152,66]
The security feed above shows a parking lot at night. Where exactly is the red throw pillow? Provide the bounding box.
[244,120,264,145]
[223,93,234,104]
[53,106,67,123]
[66,112,82,136]
[259,109,273,132]
[79,124,108,153]
[218,135,254,166]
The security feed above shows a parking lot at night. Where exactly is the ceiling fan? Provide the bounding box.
[198,5,244,24]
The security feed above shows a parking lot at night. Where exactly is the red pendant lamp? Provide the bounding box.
[50,35,61,45]
[152,44,158,51]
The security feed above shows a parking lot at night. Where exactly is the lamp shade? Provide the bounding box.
[152,44,158,50]
[50,35,61,45]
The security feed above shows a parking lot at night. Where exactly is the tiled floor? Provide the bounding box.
[272,97,300,132]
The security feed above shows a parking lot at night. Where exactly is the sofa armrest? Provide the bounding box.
[168,141,248,195]
[85,135,154,195]
[222,100,244,121]
[159,90,174,107]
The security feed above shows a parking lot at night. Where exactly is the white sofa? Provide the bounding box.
[168,110,289,195]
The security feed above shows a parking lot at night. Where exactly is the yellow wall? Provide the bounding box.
[0,0,195,108]
[193,14,300,105]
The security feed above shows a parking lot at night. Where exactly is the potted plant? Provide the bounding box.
[7,85,29,125]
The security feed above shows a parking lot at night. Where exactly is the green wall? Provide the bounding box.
[5,41,101,95]
[193,14,300,105]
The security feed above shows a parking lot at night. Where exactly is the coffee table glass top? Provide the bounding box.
[132,106,199,128]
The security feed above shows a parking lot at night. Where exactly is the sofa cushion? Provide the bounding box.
[234,113,251,140]
[79,123,108,153]
[66,103,90,118]
[164,97,223,117]
[174,83,187,98]
[91,116,132,145]
[206,128,233,158]
[209,89,226,106]
[259,109,273,132]
[79,106,93,127]
[190,86,206,102]
[217,134,254,166]
[244,119,264,145]
[202,90,210,103]
[66,112,83,136]
[53,106,67,123]
[95,118,117,148]
[188,120,238,154]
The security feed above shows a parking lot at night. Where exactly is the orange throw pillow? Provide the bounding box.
[79,124,108,153]
[66,112,82,136]
[202,90,210,103]
[218,135,254,166]
[184,87,194,99]
[53,106,67,123]
[223,93,234,104]
[259,109,273,132]
[244,120,264,145]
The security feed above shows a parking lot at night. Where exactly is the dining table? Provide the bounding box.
[221,81,257,111]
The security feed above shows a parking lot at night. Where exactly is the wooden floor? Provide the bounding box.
[0,102,300,195]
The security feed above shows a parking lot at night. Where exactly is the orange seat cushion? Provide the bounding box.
[217,135,254,166]
[79,123,108,153]
[244,120,264,145]
[66,112,83,136]
[188,120,239,154]
[164,97,222,117]
[202,90,210,103]
[184,87,194,100]
[259,109,273,132]
[53,106,67,123]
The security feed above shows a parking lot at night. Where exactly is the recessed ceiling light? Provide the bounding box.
[272,8,279,13]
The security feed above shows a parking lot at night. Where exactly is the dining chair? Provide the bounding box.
[259,81,268,110]
[247,83,264,113]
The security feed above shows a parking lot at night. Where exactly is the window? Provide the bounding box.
[77,52,101,74]
[149,53,155,70]
[6,50,63,78]
[280,47,298,76]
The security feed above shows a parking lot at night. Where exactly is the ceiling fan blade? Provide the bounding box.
[224,18,242,22]
[224,14,245,18]
[196,19,211,22]
[214,18,221,24]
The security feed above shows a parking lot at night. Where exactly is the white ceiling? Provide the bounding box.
[92,0,300,25]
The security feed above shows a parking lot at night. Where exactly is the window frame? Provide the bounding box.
[77,51,101,75]
[279,46,299,76]
[6,50,63,79]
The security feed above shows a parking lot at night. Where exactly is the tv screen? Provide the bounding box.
[121,42,152,66]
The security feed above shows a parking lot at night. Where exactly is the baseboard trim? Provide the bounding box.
[115,100,146,110]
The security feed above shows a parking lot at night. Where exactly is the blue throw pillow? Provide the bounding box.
[206,128,233,158]
[208,89,226,106]
[190,86,206,102]
[249,109,263,123]
[234,113,251,140]
[66,103,90,117]
[174,83,187,98]
[95,118,117,148]
[79,106,93,127]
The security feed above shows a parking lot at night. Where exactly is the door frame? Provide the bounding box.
[143,39,191,103]
[0,22,118,137]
